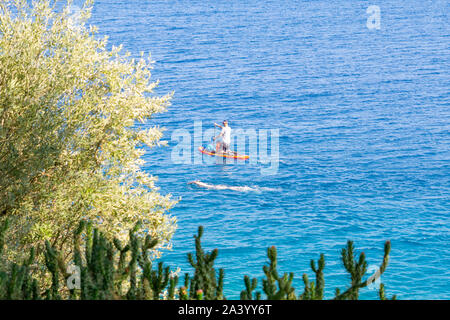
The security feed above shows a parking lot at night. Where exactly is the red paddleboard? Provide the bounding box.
[198,146,249,160]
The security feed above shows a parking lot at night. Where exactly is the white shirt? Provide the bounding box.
[221,126,231,144]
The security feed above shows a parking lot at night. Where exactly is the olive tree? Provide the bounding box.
[0,0,177,261]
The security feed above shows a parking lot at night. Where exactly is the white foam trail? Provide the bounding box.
[188,181,280,193]
[258,186,281,192]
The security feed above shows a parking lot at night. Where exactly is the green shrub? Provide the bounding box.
[0,218,395,300]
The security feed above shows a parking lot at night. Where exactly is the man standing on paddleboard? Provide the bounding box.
[214,120,231,154]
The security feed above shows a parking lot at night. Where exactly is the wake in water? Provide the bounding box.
[188,180,280,192]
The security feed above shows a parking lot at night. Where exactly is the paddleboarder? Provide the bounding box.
[213,120,231,154]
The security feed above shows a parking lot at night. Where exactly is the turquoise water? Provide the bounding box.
[90,0,449,299]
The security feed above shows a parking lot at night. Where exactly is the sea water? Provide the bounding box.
[90,0,449,299]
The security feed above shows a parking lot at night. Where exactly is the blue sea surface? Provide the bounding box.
[90,0,449,299]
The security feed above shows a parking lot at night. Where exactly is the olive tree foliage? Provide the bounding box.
[0,0,177,261]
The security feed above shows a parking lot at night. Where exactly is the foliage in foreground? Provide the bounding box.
[0,219,396,300]
[0,0,177,261]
